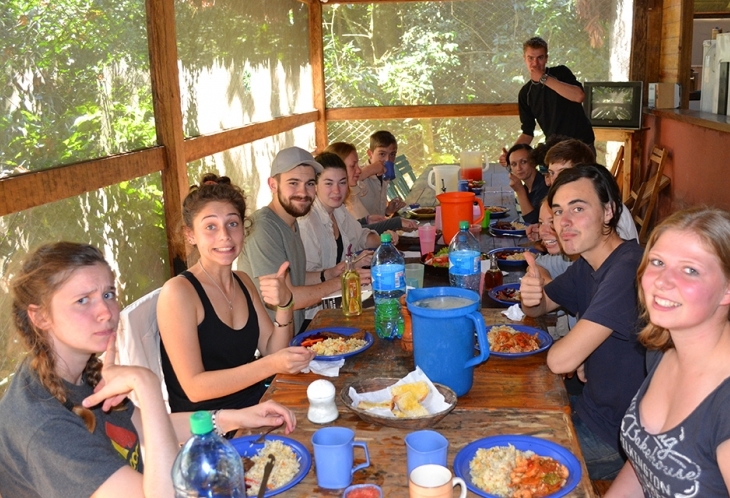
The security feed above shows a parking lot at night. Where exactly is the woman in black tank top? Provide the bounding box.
[157,174,315,412]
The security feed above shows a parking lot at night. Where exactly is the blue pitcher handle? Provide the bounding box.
[464,310,490,368]
[352,441,370,474]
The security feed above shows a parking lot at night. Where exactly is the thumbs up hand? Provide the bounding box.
[260,262,292,308]
[520,252,544,308]
[498,147,509,167]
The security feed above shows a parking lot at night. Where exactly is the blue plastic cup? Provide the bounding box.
[383,160,396,180]
[312,427,370,489]
[405,430,449,477]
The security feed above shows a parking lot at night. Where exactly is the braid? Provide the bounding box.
[10,242,110,433]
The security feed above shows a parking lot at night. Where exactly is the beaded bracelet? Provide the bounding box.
[211,409,225,436]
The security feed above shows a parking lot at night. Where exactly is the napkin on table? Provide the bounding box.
[502,303,525,321]
[301,359,345,377]
[347,366,450,418]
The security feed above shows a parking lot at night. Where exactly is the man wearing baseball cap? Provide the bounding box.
[240,146,344,333]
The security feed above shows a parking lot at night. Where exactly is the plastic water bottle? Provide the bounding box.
[371,233,405,339]
[172,411,245,498]
[449,220,481,296]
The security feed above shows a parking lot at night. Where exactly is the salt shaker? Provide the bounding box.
[307,379,339,424]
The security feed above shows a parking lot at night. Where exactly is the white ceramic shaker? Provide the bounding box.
[307,379,339,424]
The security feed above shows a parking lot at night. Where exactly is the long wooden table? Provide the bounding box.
[257,308,595,497]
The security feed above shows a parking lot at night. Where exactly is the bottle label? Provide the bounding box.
[372,263,405,291]
[449,250,480,275]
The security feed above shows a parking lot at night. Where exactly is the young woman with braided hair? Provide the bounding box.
[0,242,296,497]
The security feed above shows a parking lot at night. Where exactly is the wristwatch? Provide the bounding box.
[539,73,549,85]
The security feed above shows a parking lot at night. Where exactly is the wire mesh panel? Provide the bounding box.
[327,116,523,177]
[323,0,620,109]
[0,172,169,397]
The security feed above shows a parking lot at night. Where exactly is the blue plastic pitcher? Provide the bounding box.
[406,287,489,397]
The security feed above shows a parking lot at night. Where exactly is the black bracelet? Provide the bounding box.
[320,270,326,282]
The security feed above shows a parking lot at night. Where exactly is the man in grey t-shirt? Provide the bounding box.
[240,147,353,332]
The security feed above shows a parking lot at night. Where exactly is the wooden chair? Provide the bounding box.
[387,154,417,200]
[609,145,624,196]
[627,146,670,243]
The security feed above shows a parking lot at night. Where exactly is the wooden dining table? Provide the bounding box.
[257,308,596,497]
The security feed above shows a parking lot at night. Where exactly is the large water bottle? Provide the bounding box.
[172,411,245,498]
[371,233,405,339]
[448,220,481,296]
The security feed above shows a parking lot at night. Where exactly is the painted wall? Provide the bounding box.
[640,112,730,225]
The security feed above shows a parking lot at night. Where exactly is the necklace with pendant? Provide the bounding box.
[199,261,234,310]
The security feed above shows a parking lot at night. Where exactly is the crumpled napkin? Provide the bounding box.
[502,303,525,321]
[301,359,345,377]
[347,366,450,418]
[401,251,422,259]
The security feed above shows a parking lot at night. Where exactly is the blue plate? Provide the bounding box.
[486,324,553,357]
[487,283,521,307]
[487,247,541,268]
[485,206,509,219]
[453,434,582,498]
[290,327,373,361]
[490,221,527,237]
[230,435,311,497]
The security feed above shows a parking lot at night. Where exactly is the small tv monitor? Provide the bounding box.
[583,81,643,129]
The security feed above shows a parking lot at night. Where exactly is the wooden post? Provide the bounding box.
[309,0,328,152]
[145,0,189,276]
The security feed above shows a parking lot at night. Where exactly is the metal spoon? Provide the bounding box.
[257,454,276,498]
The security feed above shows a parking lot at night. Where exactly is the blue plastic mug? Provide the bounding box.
[405,430,449,477]
[312,427,370,489]
[383,160,396,180]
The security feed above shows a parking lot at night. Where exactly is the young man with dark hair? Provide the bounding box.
[521,164,646,480]
[356,130,407,217]
[544,140,638,242]
[499,37,594,165]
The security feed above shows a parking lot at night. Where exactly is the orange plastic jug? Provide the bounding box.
[436,192,485,244]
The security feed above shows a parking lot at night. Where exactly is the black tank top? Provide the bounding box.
[160,271,266,412]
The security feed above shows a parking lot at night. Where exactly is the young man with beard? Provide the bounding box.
[520,164,646,480]
[240,147,357,333]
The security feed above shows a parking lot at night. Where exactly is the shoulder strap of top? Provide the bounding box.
[180,270,216,316]
[232,272,252,304]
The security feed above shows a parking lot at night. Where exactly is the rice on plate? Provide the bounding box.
[470,444,527,497]
[308,337,367,356]
[245,440,300,496]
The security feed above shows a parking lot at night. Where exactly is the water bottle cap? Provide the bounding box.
[189,410,214,435]
[381,233,392,243]
[459,220,469,229]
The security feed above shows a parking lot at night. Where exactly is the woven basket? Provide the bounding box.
[340,377,457,430]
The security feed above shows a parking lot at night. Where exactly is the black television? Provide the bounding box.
[583,81,643,129]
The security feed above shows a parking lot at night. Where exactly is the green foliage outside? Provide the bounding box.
[0,0,166,394]
[323,0,617,169]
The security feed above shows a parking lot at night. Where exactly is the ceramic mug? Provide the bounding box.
[409,464,466,498]
[312,427,370,489]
